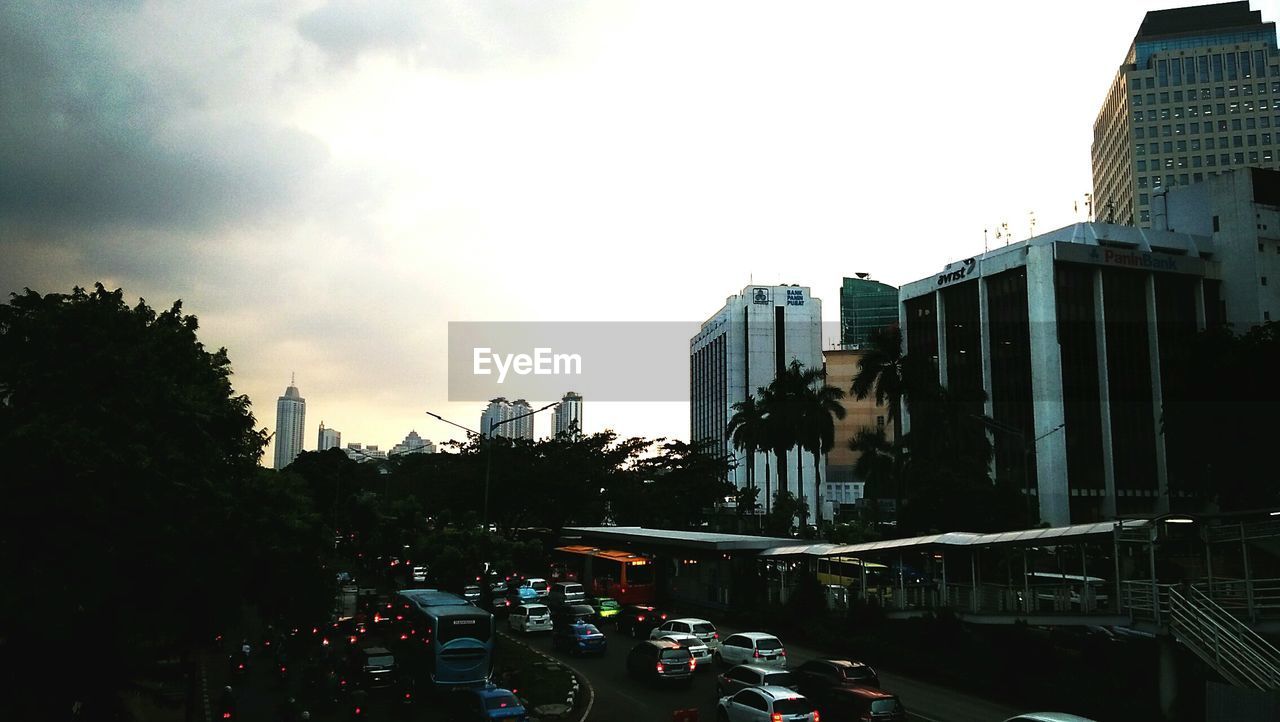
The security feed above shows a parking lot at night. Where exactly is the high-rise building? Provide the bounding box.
[822,349,893,517]
[390,430,435,456]
[1092,2,1280,228]
[691,284,824,522]
[839,275,899,348]
[317,422,341,451]
[554,392,584,438]
[509,399,534,441]
[480,398,510,438]
[899,170,1277,525]
[273,377,306,469]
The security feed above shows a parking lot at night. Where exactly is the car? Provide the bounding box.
[654,632,712,670]
[587,596,621,622]
[411,566,428,583]
[346,645,397,691]
[716,664,800,696]
[625,639,695,685]
[547,581,587,608]
[717,632,787,668]
[810,685,907,721]
[552,620,607,656]
[615,605,669,638]
[550,603,596,629]
[443,684,529,721]
[793,658,880,694]
[716,685,817,722]
[518,578,551,599]
[650,617,720,649]
[463,585,483,604]
[336,571,355,585]
[507,604,553,633]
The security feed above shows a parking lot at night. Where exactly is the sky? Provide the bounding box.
[4,0,1279,460]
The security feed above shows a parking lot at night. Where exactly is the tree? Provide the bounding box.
[798,365,846,529]
[726,394,765,515]
[0,285,288,719]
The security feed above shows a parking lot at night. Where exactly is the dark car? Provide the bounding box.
[717,664,800,696]
[550,603,596,628]
[794,658,880,694]
[614,605,669,638]
[442,685,528,721]
[552,621,607,656]
[625,640,694,685]
[810,685,907,722]
[347,646,397,691]
[586,596,621,623]
[463,585,483,604]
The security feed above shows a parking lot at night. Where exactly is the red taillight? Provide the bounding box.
[754,649,761,658]
[660,614,667,620]
[655,662,664,673]
[771,714,782,722]
[374,613,382,622]
[396,615,403,621]
[280,666,287,673]
[354,707,362,716]
[237,663,245,670]
[812,711,820,722]
[312,627,319,635]
[689,658,697,671]
[780,649,787,657]
[348,636,357,644]
[637,615,645,622]
[340,679,347,686]
[222,713,231,720]
[400,633,408,640]
[713,632,720,640]
[405,692,411,700]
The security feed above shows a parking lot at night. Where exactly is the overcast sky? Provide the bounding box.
[4,0,1277,458]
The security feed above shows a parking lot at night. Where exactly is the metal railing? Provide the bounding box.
[1168,585,1280,690]
[1121,580,1174,622]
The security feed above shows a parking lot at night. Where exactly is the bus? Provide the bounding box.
[815,556,889,587]
[552,546,655,605]
[392,589,494,687]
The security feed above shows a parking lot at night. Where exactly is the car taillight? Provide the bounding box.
[754,649,761,658]
[713,632,719,640]
[349,636,357,644]
[780,649,787,657]
[280,666,287,673]
[354,706,362,715]
[322,638,330,646]
[637,615,645,622]
[812,711,820,722]
[689,658,697,671]
[660,614,667,620]
[771,714,782,722]
[400,633,408,640]
[237,663,245,670]
[222,713,231,720]
[655,662,664,673]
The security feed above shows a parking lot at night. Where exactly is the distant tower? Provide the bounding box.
[318,422,341,451]
[274,375,306,469]
[509,399,534,441]
[480,398,511,438]
[554,392,584,438]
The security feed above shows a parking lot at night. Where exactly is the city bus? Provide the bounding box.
[392,589,494,687]
[552,545,655,605]
[815,556,889,587]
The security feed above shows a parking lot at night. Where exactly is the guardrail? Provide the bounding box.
[1168,585,1280,690]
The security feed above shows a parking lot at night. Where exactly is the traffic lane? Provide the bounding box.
[712,622,1023,722]
[509,622,720,722]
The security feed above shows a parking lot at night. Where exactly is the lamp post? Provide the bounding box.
[426,401,558,530]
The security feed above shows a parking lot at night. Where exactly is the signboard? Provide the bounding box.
[786,288,806,306]
[935,257,978,288]
[1054,242,1206,275]
[752,287,771,304]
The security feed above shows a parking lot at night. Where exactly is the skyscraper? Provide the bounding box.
[839,275,898,349]
[1092,2,1280,228]
[508,399,534,441]
[553,392,584,438]
[690,284,824,522]
[273,376,306,469]
[390,430,435,456]
[317,422,341,451]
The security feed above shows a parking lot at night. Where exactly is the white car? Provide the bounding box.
[411,566,428,583]
[717,685,817,721]
[519,578,551,599]
[507,604,553,633]
[649,617,720,649]
[654,632,712,669]
[717,632,787,668]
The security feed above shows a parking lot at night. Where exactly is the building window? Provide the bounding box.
[1213,215,1220,232]
[1260,242,1265,252]
[1250,151,1260,163]
[1139,176,1149,188]
[876,416,885,428]
[1266,311,1272,321]
[1137,160,1147,171]
[1140,209,1151,223]
[1263,277,1268,287]
[1194,172,1204,182]
[1140,193,1149,205]
[1249,135,1259,147]
[1232,118,1243,130]
[1136,127,1146,139]
[1235,152,1245,164]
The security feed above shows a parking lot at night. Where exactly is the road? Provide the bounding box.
[504,619,1024,722]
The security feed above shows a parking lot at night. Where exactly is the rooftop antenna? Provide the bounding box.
[1085,193,1094,222]
[291,371,296,386]
[984,228,990,253]
[1029,211,1036,239]
[995,221,1010,246]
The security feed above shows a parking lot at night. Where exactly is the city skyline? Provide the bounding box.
[5,0,1273,463]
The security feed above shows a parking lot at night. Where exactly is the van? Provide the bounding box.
[548,582,586,607]
[519,578,550,598]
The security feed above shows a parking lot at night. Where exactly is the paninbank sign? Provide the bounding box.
[1054,242,1206,276]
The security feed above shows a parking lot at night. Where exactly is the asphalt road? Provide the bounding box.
[504,619,1025,722]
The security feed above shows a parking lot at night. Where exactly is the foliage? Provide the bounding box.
[0,285,325,718]
[1163,321,1280,510]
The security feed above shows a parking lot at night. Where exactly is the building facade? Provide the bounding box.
[344,442,387,463]
[317,422,341,451]
[822,349,894,517]
[480,398,535,440]
[690,284,824,522]
[273,379,306,469]
[554,392,584,438]
[1092,1,1280,228]
[508,399,534,441]
[390,430,435,456]
[839,276,899,349]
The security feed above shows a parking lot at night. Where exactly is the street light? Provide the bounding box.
[426,401,558,530]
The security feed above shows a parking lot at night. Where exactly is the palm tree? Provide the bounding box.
[756,383,792,520]
[849,427,895,504]
[850,324,906,442]
[798,366,846,529]
[726,394,765,516]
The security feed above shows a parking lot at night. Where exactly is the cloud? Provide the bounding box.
[0,1,328,234]
[296,0,586,70]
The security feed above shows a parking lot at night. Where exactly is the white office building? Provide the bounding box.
[690,284,825,522]
[273,378,306,469]
[554,392,584,438]
[390,430,436,456]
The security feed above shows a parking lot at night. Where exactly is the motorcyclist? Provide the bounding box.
[218,686,236,718]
